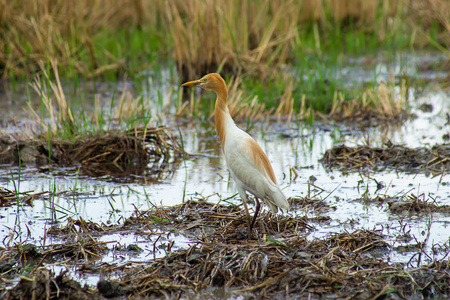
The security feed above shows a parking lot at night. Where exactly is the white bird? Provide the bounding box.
[182,73,289,237]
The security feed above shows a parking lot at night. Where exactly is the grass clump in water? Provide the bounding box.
[0,63,184,179]
[320,142,450,174]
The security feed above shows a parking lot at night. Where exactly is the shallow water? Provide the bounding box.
[0,51,449,286]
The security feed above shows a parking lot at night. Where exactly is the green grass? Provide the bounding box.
[3,0,446,138]
[2,0,448,83]
[86,26,165,79]
[239,55,352,115]
[25,65,160,140]
[2,24,166,81]
[232,19,422,118]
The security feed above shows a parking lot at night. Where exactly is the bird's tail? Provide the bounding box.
[264,186,289,213]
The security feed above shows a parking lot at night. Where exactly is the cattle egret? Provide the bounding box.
[182,73,289,237]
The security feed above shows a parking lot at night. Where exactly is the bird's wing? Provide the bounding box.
[224,129,289,212]
[224,130,277,194]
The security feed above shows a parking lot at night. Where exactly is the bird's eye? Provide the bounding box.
[200,78,207,83]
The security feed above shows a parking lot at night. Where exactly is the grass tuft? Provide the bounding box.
[329,78,408,122]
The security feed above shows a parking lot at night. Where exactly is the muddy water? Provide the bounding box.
[1,52,449,286]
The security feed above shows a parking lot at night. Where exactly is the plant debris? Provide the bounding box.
[117,232,449,299]
[358,189,450,215]
[0,188,46,207]
[321,143,450,173]
[1,200,450,299]
[386,194,450,214]
[0,126,183,179]
[2,269,101,300]
[327,229,389,252]
[47,217,110,236]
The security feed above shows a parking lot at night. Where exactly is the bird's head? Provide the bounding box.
[181,73,226,92]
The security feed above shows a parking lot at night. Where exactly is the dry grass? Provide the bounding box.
[167,0,300,82]
[179,73,407,123]
[1,0,447,123]
[328,78,408,123]
[386,193,450,214]
[27,61,75,136]
[23,62,154,139]
[321,143,450,174]
[0,188,45,207]
[2,0,448,80]
[405,0,450,50]
[222,76,269,120]
[0,0,163,77]
[2,200,450,298]
[167,0,406,81]
[177,74,271,121]
[2,269,97,299]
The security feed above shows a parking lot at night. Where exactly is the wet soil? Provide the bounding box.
[1,200,449,299]
[321,143,450,174]
[0,126,183,180]
[3,269,98,300]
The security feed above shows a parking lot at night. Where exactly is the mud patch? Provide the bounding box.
[363,193,450,215]
[0,126,183,179]
[117,233,449,299]
[321,143,450,173]
[123,200,312,241]
[2,200,450,299]
[2,269,100,300]
[386,195,450,214]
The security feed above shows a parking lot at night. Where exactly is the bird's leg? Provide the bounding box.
[240,196,253,237]
[250,197,261,231]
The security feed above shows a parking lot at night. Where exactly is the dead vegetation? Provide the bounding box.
[406,0,450,49]
[2,2,441,126]
[179,71,411,123]
[1,200,449,299]
[0,0,447,127]
[292,198,334,216]
[128,255,448,298]
[2,269,100,300]
[321,143,450,174]
[0,0,160,78]
[328,79,409,124]
[363,192,450,214]
[1,1,449,80]
[133,200,312,241]
[0,188,47,207]
[0,62,184,180]
[40,239,110,261]
[47,217,110,235]
[386,193,450,214]
[0,126,183,179]
[327,229,389,252]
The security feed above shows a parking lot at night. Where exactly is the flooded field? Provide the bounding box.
[1,52,449,298]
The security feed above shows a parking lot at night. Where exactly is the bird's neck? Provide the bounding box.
[214,87,233,148]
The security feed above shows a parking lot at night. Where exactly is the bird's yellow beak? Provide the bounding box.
[181,78,206,87]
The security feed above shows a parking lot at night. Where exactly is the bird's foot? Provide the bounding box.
[234,227,258,240]
[246,227,260,240]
